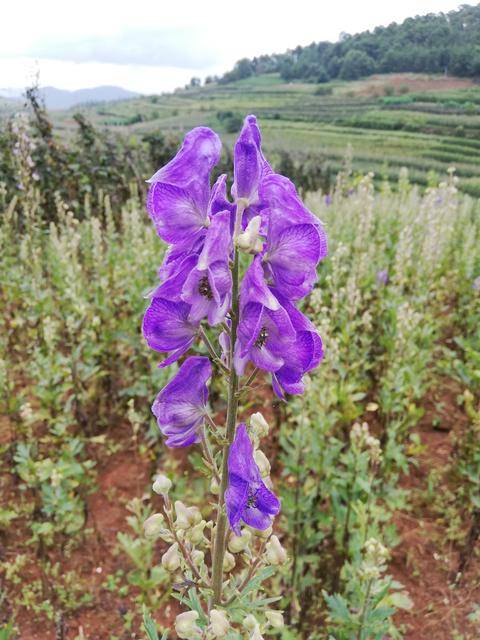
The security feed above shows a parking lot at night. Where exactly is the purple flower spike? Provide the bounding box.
[182,211,233,325]
[152,356,211,448]
[142,298,198,367]
[225,423,280,534]
[147,127,222,244]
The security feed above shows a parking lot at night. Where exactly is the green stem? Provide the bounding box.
[356,578,373,640]
[211,209,243,604]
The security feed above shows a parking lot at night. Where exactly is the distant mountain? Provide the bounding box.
[0,85,139,110]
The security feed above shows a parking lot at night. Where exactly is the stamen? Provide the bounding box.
[254,326,268,348]
[198,275,213,300]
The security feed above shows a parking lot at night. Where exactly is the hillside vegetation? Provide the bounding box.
[219,4,480,83]
[45,72,480,199]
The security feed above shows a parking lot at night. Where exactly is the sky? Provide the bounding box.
[0,0,464,94]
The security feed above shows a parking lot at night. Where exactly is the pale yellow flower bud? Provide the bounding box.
[228,529,252,553]
[237,216,263,254]
[187,520,207,545]
[265,610,284,629]
[208,609,230,638]
[191,549,205,567]
[210,476,220,495]
[223,551,236,572]
[175,611,202,639]
[252,525,273,539]
[143,513,165,538]
[265,535,288,565]
[243,615,258,632]
[161,542,181,572]
[250,412,269,439]
[254,449,271,477]
[152,474,172,495]
[174,501,202,529]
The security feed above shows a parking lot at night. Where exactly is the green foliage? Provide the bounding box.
[220,5,480,83]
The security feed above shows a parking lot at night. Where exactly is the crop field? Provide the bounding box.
[52,73,480,196]
[0,74,480,640]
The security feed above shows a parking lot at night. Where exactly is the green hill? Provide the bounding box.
[59,72,480,196]
[219,3,480,84]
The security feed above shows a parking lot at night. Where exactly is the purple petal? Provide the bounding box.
[232,115,272,205]
[242,482,280,530]
[265,223,322,299]
[152,356,211,448]
[147,182,208,244]
[228,423,261,483]
[148,126,222,191]
[240,257,279,311]
[225,476,249,535]
[142,297,197,356]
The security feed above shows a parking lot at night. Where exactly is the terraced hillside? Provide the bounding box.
[50,72,480,195]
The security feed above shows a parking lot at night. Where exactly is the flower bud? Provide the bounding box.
[265,610,284,629]
[243,615,258,632]
[254,449,271,478]
[223,551,236,572]
[187,520,207,545]
[250,412,269,439]
[174,501,202,529]
[143,513,165,538]
[191,549,205,567]
[237,216,263,254]
[175,611,202,639]
[251,525,272,539]
[208,609,230,638]
[210,476,220,495]
[152,474,172,495]
[265,535,287,565]
[228,529,252,553]
[250,629,264,640]
[161,542,181,572]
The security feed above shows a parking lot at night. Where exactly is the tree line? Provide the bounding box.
[217,4,480,84]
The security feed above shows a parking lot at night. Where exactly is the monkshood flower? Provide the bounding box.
[270,290,323,397]
[152,356,211,447]
[142,298,198,367]
[182,210,233,325]
[261,175,327,300]
[232,115,273,231]
[147,126,222,244]
[234,258,297,375]
[225,424,280,534]
[235,258,322,396]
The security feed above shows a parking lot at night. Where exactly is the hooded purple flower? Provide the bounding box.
[142,297,198,367]
[147,127,222,244]
[152,356,211,447]
[181,211,233,325]
[270,291,323,398]
[260,174,327,299]
[234,258,297,375]
[225,423,280,534]
[232,115,273,232]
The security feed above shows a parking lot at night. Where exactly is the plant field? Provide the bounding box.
[1,153,480,638]
[52,73,480,196]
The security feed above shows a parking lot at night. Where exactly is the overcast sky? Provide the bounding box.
[0,0,464,94]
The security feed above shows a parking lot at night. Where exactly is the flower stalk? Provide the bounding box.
[212,234,241,604]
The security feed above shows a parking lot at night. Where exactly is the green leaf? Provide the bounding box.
[143,606,159,640]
